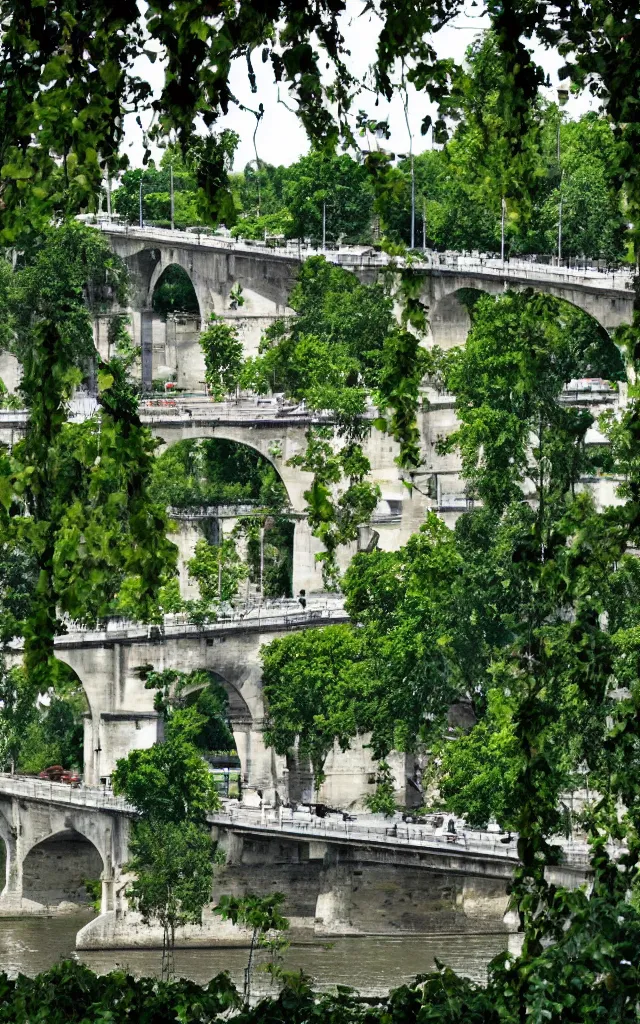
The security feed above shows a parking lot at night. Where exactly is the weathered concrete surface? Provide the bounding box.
[76,832,514,949]
[0,788,128,918]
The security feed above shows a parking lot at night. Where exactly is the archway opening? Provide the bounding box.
[151,438,294,601]
[176,671,250,798]
[22,829,103,909]
[149,264,202,391]
[152,264,200,320]
[10,660,88,779]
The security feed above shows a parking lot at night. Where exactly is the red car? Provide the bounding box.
[38,765,81,785]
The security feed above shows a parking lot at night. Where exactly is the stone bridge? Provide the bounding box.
[96,224,635,387]
[0,775,590,948]
[29,602,349,799]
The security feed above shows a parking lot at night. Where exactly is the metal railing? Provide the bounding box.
[97,224,634,292]
[212,805,593,867]
[55,598,348,645]
[0,774,596,870]
[0,773,133,813]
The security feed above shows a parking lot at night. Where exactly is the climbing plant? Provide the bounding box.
[0,223,177,694]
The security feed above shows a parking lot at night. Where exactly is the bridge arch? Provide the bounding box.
[427,272,628,337]
[428,283,626,376]
[21,826,104,910]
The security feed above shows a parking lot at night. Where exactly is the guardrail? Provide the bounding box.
[0,774,133,813]
[53,600,348,645]
[97,224,634,292]
[0,775,595,869]
[211,805,593,868]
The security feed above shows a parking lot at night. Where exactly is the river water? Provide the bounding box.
[0,914,506,996]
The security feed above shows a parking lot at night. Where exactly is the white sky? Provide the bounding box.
[122,3,596,174]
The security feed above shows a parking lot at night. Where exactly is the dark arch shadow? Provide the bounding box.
[152,264,201,320]
[22,829,103,910]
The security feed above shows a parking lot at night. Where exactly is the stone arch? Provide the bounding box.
[426,269,630,335]
[180,670,250,792]
[428,287,488,351]
[152,433,298,600]
[38,657,94,783]
[21,827,104,910]
[148,258,203,318]
[428,282,626,378]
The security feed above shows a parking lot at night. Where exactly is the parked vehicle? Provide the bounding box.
[38,765,81,785]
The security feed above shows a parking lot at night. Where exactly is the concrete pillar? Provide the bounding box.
[0,799,23,909]
[141,308,154,388]
[292,519,324,596]
[314,862,354,936]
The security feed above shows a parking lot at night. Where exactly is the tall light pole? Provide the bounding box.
[139,175,144,228]
[422,198,426,250]
[501,197,506,263]
[322,200,326,249]
[170,163,175,231]
[556,86,569,264]
[410,153,415,249]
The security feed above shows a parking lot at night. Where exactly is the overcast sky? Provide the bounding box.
[122,4,596,174]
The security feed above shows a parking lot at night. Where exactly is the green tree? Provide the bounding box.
[283,151,374,243]
[186,537,249,617]
[0,224,178,695]
[152,265,200,319]
[214,893,289,1000]
[199,315,244,400]
[112,711,219,976]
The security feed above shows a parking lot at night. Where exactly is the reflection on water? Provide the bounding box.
[0,915,507,996]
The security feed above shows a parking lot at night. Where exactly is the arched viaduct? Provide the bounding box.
[47,607,349,799]
[97,225,636,387]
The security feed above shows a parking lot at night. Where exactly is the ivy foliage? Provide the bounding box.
[241,256,428,584]
[199,315,245,401]
[0,223,178,692]
[149,438,289,511]
[260,284,640,1015]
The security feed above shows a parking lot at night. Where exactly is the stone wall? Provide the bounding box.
[22,831,103,909]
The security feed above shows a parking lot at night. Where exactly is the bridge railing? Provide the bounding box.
[56,599,348,643]
[97,223,634,290]
[213,805,593,867]
[0,773,133,812]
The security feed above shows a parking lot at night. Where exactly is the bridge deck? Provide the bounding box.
[0,775,591,878]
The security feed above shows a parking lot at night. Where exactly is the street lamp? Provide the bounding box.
[139,173,144,228]
[170,162,175,231]
[556,86,569,263]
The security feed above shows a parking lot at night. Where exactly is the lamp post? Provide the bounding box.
[556,86,569,264]
[170,163,175,231]
[138,174,144,228]
[501,197,506,263]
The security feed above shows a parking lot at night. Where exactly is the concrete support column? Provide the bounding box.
[314,862,355,936]
[141,308,154,389]
[292,518,324,596]
[0,800,23,909]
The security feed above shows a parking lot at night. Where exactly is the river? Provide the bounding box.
[0,914,507,996]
